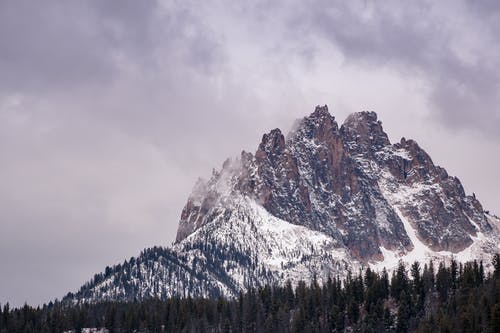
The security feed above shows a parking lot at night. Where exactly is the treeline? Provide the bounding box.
[1,255,499,333]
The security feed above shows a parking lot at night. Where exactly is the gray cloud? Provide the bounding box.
[287,0,500,135]
[0,1,115,92]
[0,0,225,94]
[0,0,499,307]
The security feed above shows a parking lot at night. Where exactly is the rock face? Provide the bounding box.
[66,105,500,303]
[177,105,492,259]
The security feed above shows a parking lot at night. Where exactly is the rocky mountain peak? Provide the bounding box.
[311,104,331,118]
[67,104,500,304]
[255,128,285,163]
[341,111,390,153]
[288,105,339,143]
[176,105,497,259]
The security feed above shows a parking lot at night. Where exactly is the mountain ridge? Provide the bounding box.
[65,105,500,303]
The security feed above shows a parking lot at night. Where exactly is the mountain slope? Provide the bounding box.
[65,106,500,303]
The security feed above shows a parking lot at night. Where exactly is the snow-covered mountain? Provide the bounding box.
[65,106,500,303]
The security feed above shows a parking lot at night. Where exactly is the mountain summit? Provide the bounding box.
[66,105,500,303]
[177,105,496,260]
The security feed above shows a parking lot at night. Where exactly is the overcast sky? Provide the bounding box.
[1,0,499,307]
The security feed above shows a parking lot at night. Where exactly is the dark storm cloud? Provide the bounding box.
[0,0,223,93]
[0,1,116,92]
[467,0,500,13]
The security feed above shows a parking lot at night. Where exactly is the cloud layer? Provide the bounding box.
[1,0,499,306]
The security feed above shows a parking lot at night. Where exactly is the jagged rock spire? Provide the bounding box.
[290,105,339,143]
[341,111,390,153]
[256,128,285,164]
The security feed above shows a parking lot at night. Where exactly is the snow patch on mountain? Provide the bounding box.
[374,163,499,272]
[177,195,360,289]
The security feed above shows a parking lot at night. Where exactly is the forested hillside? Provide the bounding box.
[1,256,499,333]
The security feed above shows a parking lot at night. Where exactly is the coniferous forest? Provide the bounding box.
[1,255,499,333]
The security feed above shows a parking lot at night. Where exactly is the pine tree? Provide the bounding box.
[411,261,422,296]
[396,290,411,333]
[381,268,390,299]
[2,304,8,331]
[493,253,500,278]
[384,307,394,331]
[104,304,116,331]
[436,262,450,303]
[391,261,409,301]
[491,303,500,333]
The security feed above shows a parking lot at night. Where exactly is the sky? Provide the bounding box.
[1,0,499,307]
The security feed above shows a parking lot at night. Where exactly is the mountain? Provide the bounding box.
[65,105,500,303]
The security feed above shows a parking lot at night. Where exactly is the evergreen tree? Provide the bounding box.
[493,253,500,278]
[2,303,9,331]
[492,303,500,333]
[436,262,450,302]
[391,261,409,301]
[396,289,411,333]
